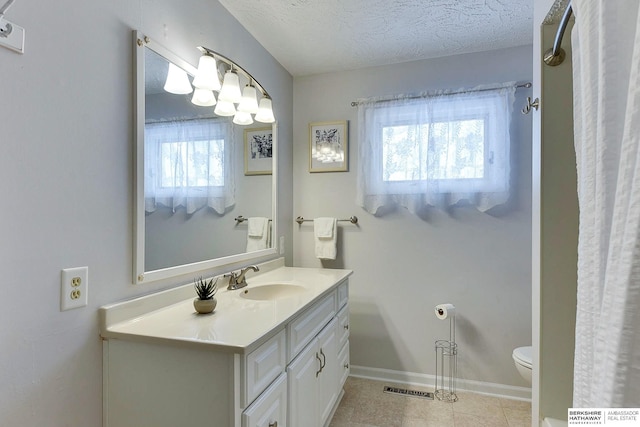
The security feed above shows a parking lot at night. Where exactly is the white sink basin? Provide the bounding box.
[239,284,309,301]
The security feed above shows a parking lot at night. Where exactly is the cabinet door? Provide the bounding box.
[242,372,287,427]
[287,337,320,427]
[244,330,286,407]
[337,341,350,389]
[337,304,349,350]
[317,318,339,425]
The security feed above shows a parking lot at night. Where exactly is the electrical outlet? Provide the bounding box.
[60,267,88,311]
[0,18,25,54]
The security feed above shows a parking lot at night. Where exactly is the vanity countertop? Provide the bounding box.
[100,261,352,354]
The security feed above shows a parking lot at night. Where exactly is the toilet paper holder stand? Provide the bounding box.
[435,314,458,402]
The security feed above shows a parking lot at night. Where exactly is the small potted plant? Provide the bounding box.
[193,276,218,314]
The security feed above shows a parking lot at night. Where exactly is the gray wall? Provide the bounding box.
[292,46,533,387]
[0,1,293,426]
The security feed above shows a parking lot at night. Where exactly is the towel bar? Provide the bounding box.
[235,216,272,224]
[295,216,358,225]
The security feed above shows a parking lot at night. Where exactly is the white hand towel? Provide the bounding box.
[248,217,266,237]
[246,217,269,251]
[314,217,337,260]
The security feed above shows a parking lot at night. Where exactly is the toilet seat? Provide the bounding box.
[512,346,532,369]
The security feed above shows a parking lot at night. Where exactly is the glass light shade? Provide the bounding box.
[218,70,242,103]
[233,110,254,126]
[192,55,221,91]
[237,85,259,114]
[191,88,217,107]
[254,97,276,123]
[214,99,236,116]
[164,63,193,94]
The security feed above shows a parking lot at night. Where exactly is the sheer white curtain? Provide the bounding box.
[572,0,640,407]
[356,84,515,215]
[144,118,235,215]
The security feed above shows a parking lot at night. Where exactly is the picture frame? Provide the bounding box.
[309,120,348,173]
[244,126,273,175]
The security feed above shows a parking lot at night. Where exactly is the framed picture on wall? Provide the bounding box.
[309,120,348,173]
[244,127,273,175]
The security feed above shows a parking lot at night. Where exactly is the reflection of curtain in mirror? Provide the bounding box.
[144,117,235,214]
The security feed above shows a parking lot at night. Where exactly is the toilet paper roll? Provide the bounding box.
[435,303,456,320]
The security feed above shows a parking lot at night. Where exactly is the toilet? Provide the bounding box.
[512,346,532,385]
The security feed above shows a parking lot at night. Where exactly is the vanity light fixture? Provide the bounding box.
[214,99,237,117]
[254,96,276,124]
[237,83,259,114]
[191,88,216,107]
[233,110,254,126]
[192,46,276,125]
[192,54,221,91]
[218,69,242,104]
[164,63,193,95]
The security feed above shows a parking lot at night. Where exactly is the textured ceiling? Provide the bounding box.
[218,0,534,76]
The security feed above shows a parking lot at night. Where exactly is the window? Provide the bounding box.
[382,118,485,182]
[356,84,515,214]
[144,118,235,214]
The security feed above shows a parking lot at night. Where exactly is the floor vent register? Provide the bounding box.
[383,386,434,400]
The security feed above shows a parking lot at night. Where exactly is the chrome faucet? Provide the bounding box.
[225,265,259,290]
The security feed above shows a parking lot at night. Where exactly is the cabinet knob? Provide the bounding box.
[344,363,349,369]
[269,422,278,427]
[344,324,349,330]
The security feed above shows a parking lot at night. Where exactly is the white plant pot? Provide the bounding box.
[193,297,217,314]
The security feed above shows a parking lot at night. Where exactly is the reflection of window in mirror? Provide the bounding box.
[160,138,224,187]
[144,118,235,215]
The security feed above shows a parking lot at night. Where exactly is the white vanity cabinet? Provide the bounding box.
[242,372,287,427]
[103,328,288,427]
[336,303,350,389]
[288,318,338,426]
[101,265,351,427]
[244,330,287,408]
[287,281,349,427]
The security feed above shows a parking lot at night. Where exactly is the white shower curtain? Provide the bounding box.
[571,0,640,407]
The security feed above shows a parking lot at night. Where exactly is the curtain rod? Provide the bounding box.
[350,82,532,107]
[145,115,226,125]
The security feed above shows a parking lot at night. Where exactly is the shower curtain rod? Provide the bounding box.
[350,82,532,107]
[543,2,573,66]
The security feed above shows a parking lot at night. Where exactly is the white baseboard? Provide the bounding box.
[350,365,532,401]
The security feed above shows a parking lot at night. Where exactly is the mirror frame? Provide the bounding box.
[133,31,278,284]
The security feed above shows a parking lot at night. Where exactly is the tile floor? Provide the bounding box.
[329,377,532,427]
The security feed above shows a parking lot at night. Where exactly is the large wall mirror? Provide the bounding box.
[134,31,277,284]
